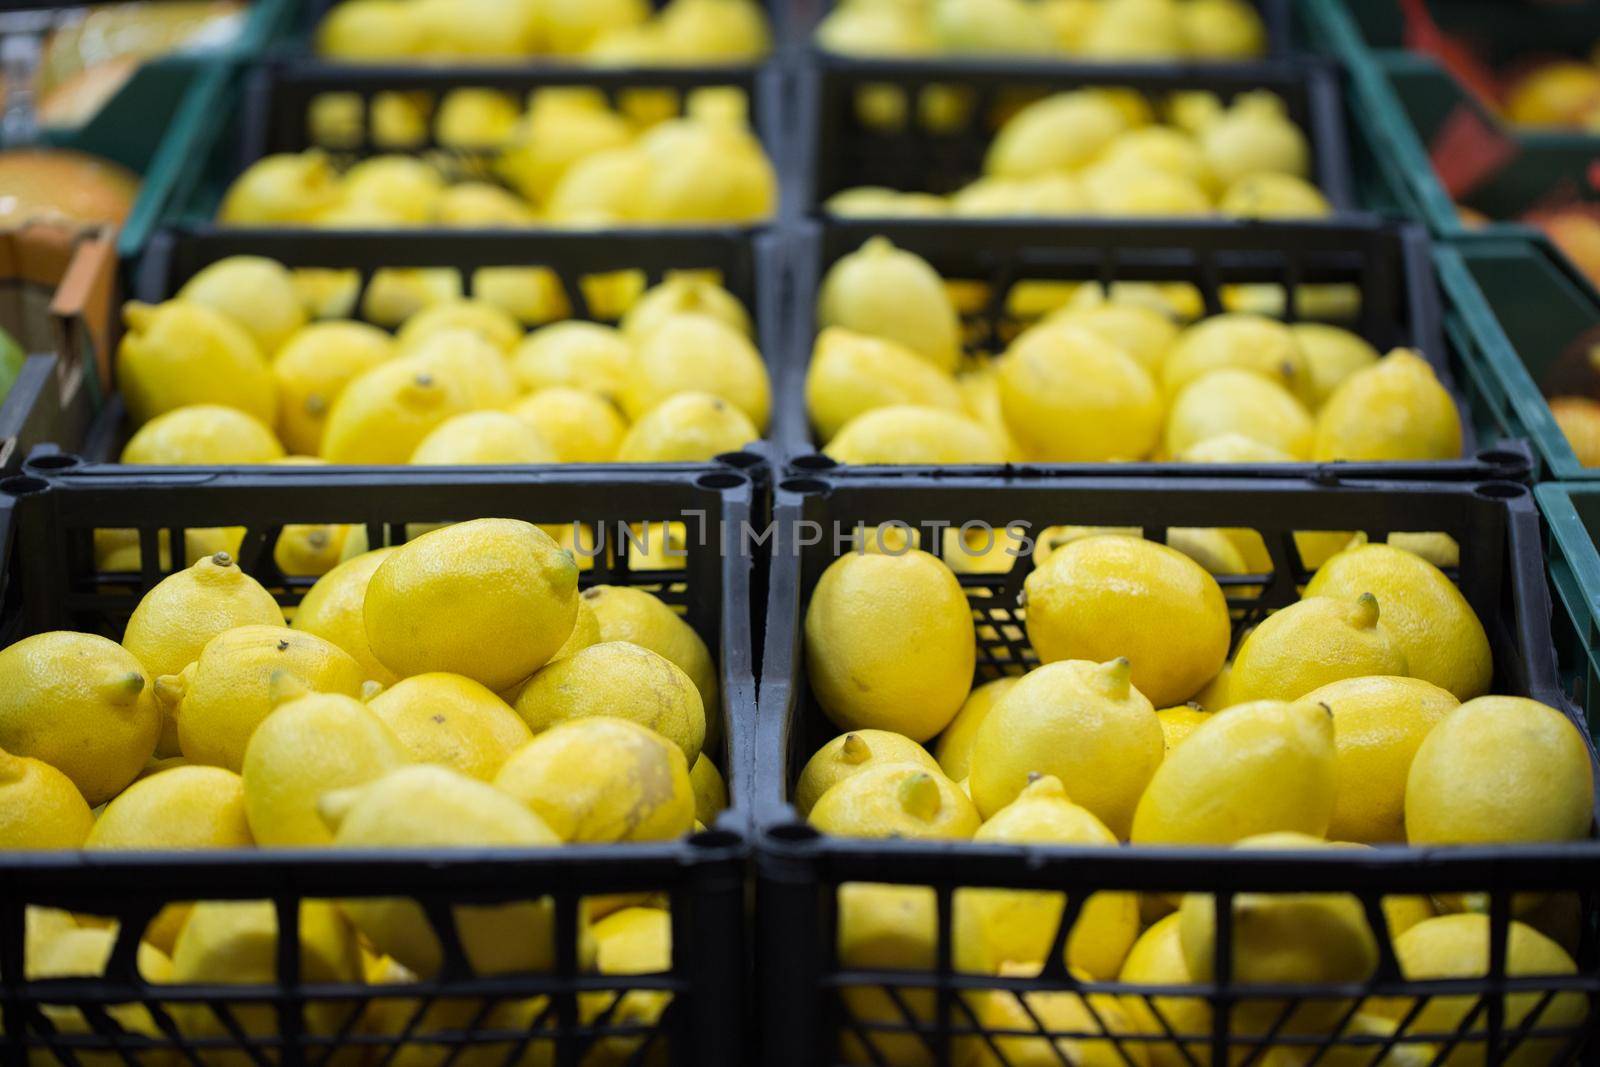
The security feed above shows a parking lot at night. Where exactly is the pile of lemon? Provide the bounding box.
[808,237,1460,465]
[819,0,1266,61]
[318,0,770,64]
[828,88,1328,221]
[113,254,768,482]
[221,88,775,229]
[1,519,724,1063]
[799,529,1594,1064]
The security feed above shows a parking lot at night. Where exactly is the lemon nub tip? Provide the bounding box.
[1353,591,1380,628]
[211,551,234,568]
[840,733,871,765]
[898,773,942,822]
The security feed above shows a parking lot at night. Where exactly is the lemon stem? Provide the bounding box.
[840,734,871,765]
[1352,592,1381,629]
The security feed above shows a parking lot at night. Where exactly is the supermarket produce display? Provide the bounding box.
[7,1,1600,1065]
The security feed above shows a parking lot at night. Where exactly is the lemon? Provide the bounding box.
[810,762,978,839]
[321,765,561,978]
[1023,534,1230,708]
[614,391,759,462]
[367,673,532,782]
[1200,92,1309,186]
[510,321,632,400]
[931,0,1055,52]
[1084,164,1213,216]
[805,549,975,741]
[1163,369,1314,459]
[622,274,752,342]
[1376,915,1585,1067]
[315,0,421,58]
[320,355,475,464]
[497,93,633,204]
[825,404,1006,464]
[513,641,705,763]
[408,410,559,465]
[1156,703,1210,751]
[796,730,941,816]
[620,312,771,430]
[827,185,949,217]
[0,632,158,805]
[218,151,341,224]
[817,237,961,373]
[119,403,284,465]
[985,91,1127,177]
[1182,0,1266,55]
[90,764,251,847]
[1116,914,1210,1067]
[1191,663,1233,711]
[543,146,649,223]
[434,182,538,227]
[1079,0,1186,57]
[1042,299,1179,375]
[473,267,571,327]
[1305,543,1491,700]
[832,882,939,1065]
[1286,323,1380,407]
[365,519,579,691]
[1132,700,1336,844]
[950,173,1090,216]
[164,624,369,772]
[362,268,461,326]
[23,924,173,1066]
[396,299,522,355]
[406,328,519,408]
[806,327,964,443]
[689,753,727,826]
[1406,696,1593,845]
[996,323,1163,461]
[340,155,445,223]
[934,677,1017,781]
[968,659,1160,836]
[242,691,408,847]
[581,585,719,715]
[271,322,394,454]
[635,110,777,224]
[1300,676,1460,844]
[124,551,286,756]
[508,387,627,463]
[494,716,694,843]
[178,256,307,357]
[580,906,674,1067]
[1161,313,1313,404]
[964,962,1140,1067]
[0,748,93,848]
[434,89,520,148]
[954,776,1137,979]
[1177,432,1296,463]
[1313,350,1462,462]
[1230,594,1408,703]
[551,593,602,662]
[1179,832,1377,1031]
[117,300,276,428]
[1218,172,1330,219]
[170,900,363,1061]
[291,548,399,687]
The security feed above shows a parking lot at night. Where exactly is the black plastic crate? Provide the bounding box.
[778,217,1532,480]
[754,470,1600,1066]
[75,224,786,466]
[0,461,758,1067]
[166,58,787,229]
[797,54,1352,216]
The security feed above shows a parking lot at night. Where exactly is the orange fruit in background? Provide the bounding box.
[1550,395,1600,466]
[1504,61,1600,128]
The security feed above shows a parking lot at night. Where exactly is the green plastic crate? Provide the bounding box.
[1437,235,1600,481]
[1537,482,1600,737]
[1305,0,1600,67]
[2,0,296,257]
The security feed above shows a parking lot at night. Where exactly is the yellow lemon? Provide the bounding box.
[810,762,978,839]
[434,89,520,148]
[1177,432,1296,464]
[615,391,759,462]
[408,411,559,465]
[804,549,976,741]
[550,593,602,662]
[1301,676,1459,844]
[508,387,628,463]
[825,404,1006,464]
[984,91,1127,177]
[1406,697,1593,845]
[1229,594,1408,703]
[955,775,1138,979]
[164,624,369,773]
[806,326,964,443]
[1023,534,1230,708]
[0,748,93,848]
[833,882,939,1065]
[292,548,400,686]
[1200,92,1309,186]
[0,632,158,805]
[120,404,284,465]
[367,673,531,781]
[320,355,475,464]
[620,312,771,430]
[1162,312,1313,404]
[513,641,705,763]
[434,181,537,227]
[474,266,571,327]
[963,962,1141,1067]
[1218,172,1331,219]
[1156,703,1211,751]
[217,151,341,225]
[272,322,395,454]
[934,677,1018,781]
[1043,299,1179,375]
[622,274,752,342]
[817,237,961,372]
[580,906,675,1067]
[337,155,443,223]
[1117,914,1210,1067]
[365,519,580,691]
[510,322,631,400]
[1304,543,1491,700]
[242,692,408,847]
[89,765,251,848]
[580,584,718,715]
[494,716,694,842]
[396,299,523,355]
[405,327,519,408]
[969,659,1161,836]
[996,322,1163,461]
[1132,700,1336,844]
[689,753,727,826]
[321,765,561,978]
[23,924,173,1067]
[178,255,307,357]
[361,268,461,326]
[635,109,777,224]
[1287,323,1380,407]
[796,730,941,817]
[496,91,633,203]
[1163,369,1313,460]
[1313,350,1461,462]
